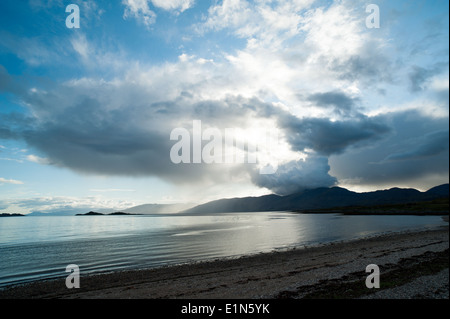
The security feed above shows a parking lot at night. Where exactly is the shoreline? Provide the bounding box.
[0,225,448,299]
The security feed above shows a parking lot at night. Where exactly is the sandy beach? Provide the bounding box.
[0,225,448,299]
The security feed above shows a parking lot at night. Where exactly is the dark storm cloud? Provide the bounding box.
[383,129,449,162]
[18,99,216,182]
[279,114,391,156]
[307,91,358,112]
[329,110,449,188]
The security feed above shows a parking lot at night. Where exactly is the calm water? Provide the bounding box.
[0,212,446,287]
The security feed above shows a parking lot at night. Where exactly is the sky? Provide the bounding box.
[0,0,448,215]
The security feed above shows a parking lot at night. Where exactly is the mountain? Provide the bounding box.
[180,184,449,214]
[75,211,141,216]
[426,184,450,197]
[0,213,25,217]
[123,203,196,214]
[22,184,448,216]
[76,211,104,216]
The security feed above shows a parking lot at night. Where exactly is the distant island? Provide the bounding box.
[75,211,142,216]
[0,213,25,217]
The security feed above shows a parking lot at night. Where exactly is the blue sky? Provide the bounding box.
[0,0,448,214]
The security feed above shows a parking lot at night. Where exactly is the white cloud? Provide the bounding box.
[26,154,51,165]
[0,157,24,163]
[122,0,157,28]
[194,0,392,117]
[90,189,136,193]
[151,0,194,12]
[0,177,24,185]
[429,74,450,92]
[200,0,314,43]
[4,196,136,215]
[299,3,366,61]
[70,34,90,59]
[122,0,194,28]
[0,32,62,66]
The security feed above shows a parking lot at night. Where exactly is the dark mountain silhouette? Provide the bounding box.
[0,213,25,217]
[426,184,450,197]
[76,211,104,216]
[75,211,140,216]
[180,184,449,214]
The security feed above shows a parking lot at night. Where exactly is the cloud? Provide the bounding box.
[3,196,135,215]
[122,0,194,28]
[0,31,67,67]
[329,110,449,189]
[306,90,359,113]
[7,75,264,183]
[409,63,449,92]
[200,0,313,41]
[0,65,25,95]
[151,0,194,12]
[90,189,136,193]
[251,156,337,195]
[382,129,449,162]
[0,0,448,196]
[0,201,8,210]
[1,61,383,193]
[122,0,157,28]
[70,34,91,60]
[26,154,51,165]
[0,41,440,196]
[280,114,391,156]
[0,177,24,185]
[329,49,393,85]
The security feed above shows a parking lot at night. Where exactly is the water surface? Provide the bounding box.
[0,212,446,287]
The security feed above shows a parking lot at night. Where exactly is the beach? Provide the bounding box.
[0,225,448,299]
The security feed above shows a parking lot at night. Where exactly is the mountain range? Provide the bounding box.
[179,184,449,214]
[25,184,448,216]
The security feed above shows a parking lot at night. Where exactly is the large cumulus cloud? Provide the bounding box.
[1,0,448,196]
[2,64,388,193]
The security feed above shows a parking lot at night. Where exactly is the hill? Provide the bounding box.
[123,203,196,215]
[75,211,141,216]
[180,184,449,215]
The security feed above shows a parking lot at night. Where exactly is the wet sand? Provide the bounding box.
[0,226,448,299]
